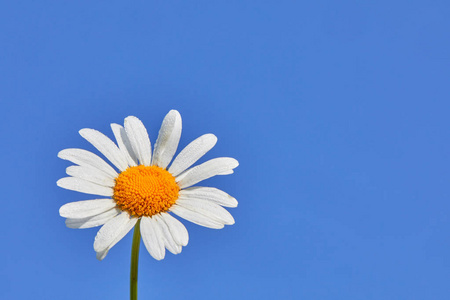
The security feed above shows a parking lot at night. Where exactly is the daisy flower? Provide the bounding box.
[57,110,238,261]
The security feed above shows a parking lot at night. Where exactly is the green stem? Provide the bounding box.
[130,219,141,300]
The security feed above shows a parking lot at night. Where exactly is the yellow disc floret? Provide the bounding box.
[113,165,180,217]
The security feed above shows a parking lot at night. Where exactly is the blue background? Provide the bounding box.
[1,1,449,299]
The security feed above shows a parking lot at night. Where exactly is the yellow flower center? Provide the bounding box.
[113,165,180,217]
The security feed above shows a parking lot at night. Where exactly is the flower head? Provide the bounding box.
[57,110,238,260]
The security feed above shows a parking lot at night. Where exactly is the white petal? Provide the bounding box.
[159,213,189,246]
[179,187,238,208]
[140,217,165,260]
[168,134,217,176]
[66,165,115,187]
[58,148,118,178]
[176,197,235,225]
[152,110,182,169]
[94,212,132,252]
[176,157,239,189]
[111,123,138,167]
[96,217,138,261]
[57,177,113,196]
[124,116,152,166]
[65,208,121,229]
[59,199,117,218]
[79,128,129,171]
[96,249,109,260]
[218,170,234,175]
[170,205,224,229]
[154,214,182,254]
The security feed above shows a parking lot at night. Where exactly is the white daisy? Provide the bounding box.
[57,110,238,261]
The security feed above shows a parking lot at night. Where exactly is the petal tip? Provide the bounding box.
[110,123,120,130]
[206,133,218,144]
[78,128,91,137]
[65,218,77,229]
[58,206,66,217]
[57,150,66,159]
[124,115,140,123]
[56,178,64,187]
[168,109,180,116]
[232,158,239,168]
[96,250,108,261]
